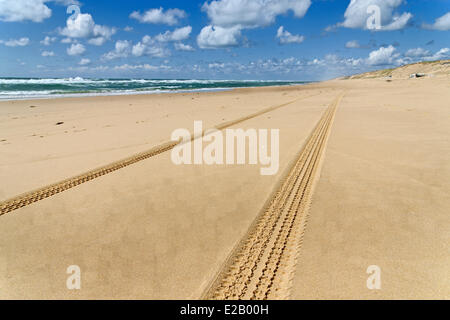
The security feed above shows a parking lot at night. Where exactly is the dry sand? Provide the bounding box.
[0,76,448,299]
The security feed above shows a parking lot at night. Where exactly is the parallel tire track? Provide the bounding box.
[0,92,320,217]
[203,93,344,300]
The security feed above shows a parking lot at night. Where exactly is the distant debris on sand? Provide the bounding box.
[410,73,427,78]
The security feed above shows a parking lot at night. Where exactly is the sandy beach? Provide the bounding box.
[0,74,449,299]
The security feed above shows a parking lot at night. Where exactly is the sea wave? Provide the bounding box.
[0,78,309,100]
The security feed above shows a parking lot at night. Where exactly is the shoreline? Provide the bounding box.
[0,80,312,102]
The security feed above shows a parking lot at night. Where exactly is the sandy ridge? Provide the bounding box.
[0,92,320,217]
[203,93,343,300]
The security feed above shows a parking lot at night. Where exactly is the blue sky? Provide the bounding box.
[0,0,449,80]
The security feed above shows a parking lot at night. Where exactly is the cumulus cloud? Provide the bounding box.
[130,7,186,25]
[0,37,30,47]
[131,42,146,57]
[197,0,311,49]
[0,0,51,22]
[0,0,79,22]
[40,36,57,46]
[102,40,131,60]
[195,47,450,78]
[155,26,192,42]
[424,48,450,61]
[367,45,399,65]
[423,12,450,31]
[79,58,91,65]
[197,25,242,49]
[113,64,174,73]
[41,50,55,56]
[338,0,412,31]
[405,48,430,58]
[67,43,85,56]
[60,11,116,45]
[345,40,361,48]
[197,54,365,77]
[174,43,195,51]
[202,0,311,28]
[307,54,364,68]
[276,26,304,44]
[130,36,171,58]
[88,37,107,46]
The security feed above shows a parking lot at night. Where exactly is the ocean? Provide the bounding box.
[0,78,310,100]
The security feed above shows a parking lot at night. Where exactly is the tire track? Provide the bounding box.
[0,92,320,217]
[203,93,344,300]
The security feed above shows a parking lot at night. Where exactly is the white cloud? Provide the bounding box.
[405,48,430,58]
[60,11,116,44]
[52,0,81,5]
[202,0,311,28]
[423,12,450,31]
[0,0,51,22]
[130,36,170,58]
[79,58,91,65]
[367,45,399,65]
[197,25,242,49]
[174,43,195,51]
[338,0,412,31]
[124,26,133,32]
[102,40,131,60]
[115,40,130,53]
[41,50,55,56]
[423,48,450,61]
[190,54,368,78]
[276,26,304,44]
[88,37,107,46]
[130,7,186,25]
[131,42,146,57]
[60,13,93,38]
[0,37,30,47]
[381,12,412,31]
[40,36,57,46]
[345,40,360,48]
[155,26,192,42]
[0,0,80,23]
[307,54,364,68]
[140,45,169,58]
[198,0,311,50]
[113,64,174,72]
[61,38,73,43]
[67,43,85,56]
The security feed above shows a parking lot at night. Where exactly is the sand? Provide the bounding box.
[0,77,448,299]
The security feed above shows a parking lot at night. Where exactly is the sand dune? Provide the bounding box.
[346,59,450,79]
